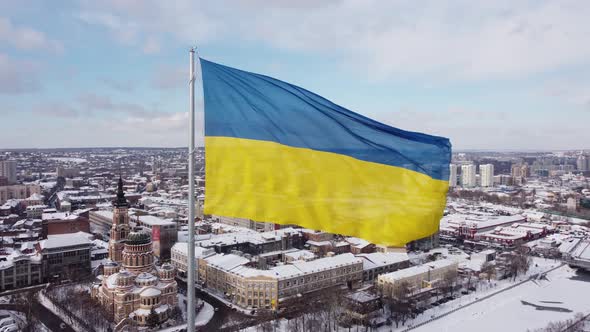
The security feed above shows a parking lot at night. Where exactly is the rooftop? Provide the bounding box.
[40,231,92,250]
[379,259,458,283]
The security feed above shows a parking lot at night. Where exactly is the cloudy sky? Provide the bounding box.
[1,0,589,150]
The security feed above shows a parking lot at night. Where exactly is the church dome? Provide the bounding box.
[135,272,158,287]
[116,270,134,287]
[126,231,151,245]
[103,260,120,276]
[158,263,176,281]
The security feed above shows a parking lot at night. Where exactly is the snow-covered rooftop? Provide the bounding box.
[40,231,92,250]
[379,259,458,283]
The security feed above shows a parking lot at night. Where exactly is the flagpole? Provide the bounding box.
[187,47,196,332]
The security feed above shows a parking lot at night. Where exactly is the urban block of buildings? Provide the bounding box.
[92,179,178,328]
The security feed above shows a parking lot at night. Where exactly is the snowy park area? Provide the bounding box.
[411,265,590,332]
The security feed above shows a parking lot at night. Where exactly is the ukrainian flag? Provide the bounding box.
[201,59,451,246]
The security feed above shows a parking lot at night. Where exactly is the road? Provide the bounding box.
[0,301,75,332]
[32,299,76,332]
[176,279,255,331]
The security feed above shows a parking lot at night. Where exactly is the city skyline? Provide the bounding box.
[2,1,590,150]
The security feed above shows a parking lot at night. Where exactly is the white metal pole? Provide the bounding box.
[187,47,196,332]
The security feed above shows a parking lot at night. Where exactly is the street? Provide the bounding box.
[0,301,75,332]
[176,279,254,331]
[31,299,76,332]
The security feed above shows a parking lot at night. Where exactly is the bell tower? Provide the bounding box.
[108,177,130,263]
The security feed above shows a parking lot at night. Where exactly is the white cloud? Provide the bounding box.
[75,11,139,45]
[7,110,203,148]
[77,0,590,81]
[0,17,63,53]
[151,65,185,90]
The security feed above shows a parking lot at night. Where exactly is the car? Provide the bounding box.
[214,307,219,312]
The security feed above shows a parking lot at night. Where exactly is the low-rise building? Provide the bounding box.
[170,242,215,281]
[26,205,47,219]
[134,215,178,259]
[197,227,303,256]
[41,211,90,237]
[203,252,363,310]
[0,250,42,290]
[440,214,526,240]
[562,238,590,271]
[474,223,553,247]
[89,210,114,235]
[212,215,275,232]
[345,237,375,254]
[377,259,458,298]
[343,290,381,323]
[39,232,92,281]
[357,252,410,282]
[0,184,41,205]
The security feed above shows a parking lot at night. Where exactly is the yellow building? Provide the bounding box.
[203,252,363,310]
[377,259,458,298]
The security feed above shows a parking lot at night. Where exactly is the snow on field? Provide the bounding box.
[411,265,590,332]
[243,259,566,332]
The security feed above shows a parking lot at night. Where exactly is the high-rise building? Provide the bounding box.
[577,155,589,171]
[479,164,494,187]
[449,164,458,187]
[0,160,17,184]
[461,164,476,188]
[511,163,529,186]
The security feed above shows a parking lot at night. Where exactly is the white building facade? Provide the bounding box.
[461,164,476,188]
[479,164,494,187]
[0,160,17,184]
[449,164,457,187]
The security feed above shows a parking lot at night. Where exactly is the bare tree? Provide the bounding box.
[527,312,586,332]
[507,246,532,281]
[480,262,496,282]
[14,290,37,331]
[384,281,413,328]
[440,270,459,298]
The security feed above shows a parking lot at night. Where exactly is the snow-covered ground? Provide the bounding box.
[411,265,590,332]
[158,302,215,332]
[243,258,569,332]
